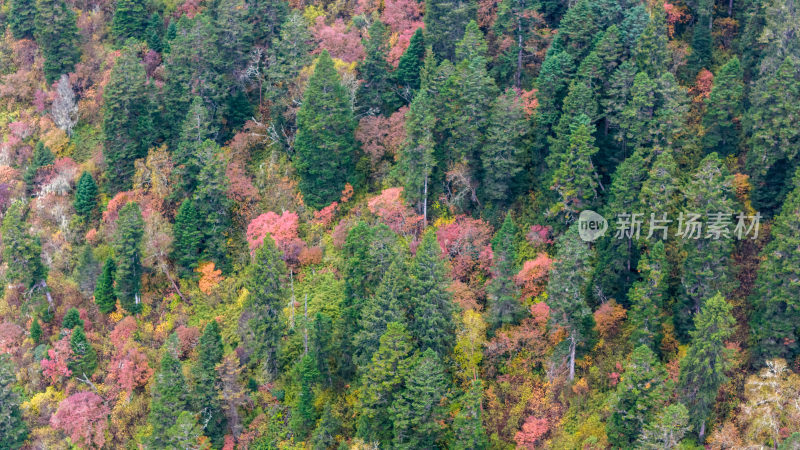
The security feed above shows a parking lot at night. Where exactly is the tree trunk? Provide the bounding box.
[568,333,577,381]
[422,170,429,225]
[515,15,523,89]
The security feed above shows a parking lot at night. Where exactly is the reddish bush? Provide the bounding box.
[51,392,110,449]
[514,254,553,300]
[367,187,423,235]
[299,246,323,266]
[313,17,365,63]
[175,325,201,358]
[246,211,306,264]
[41,334,73,383]
[436,216,494,281]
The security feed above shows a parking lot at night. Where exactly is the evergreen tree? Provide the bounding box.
[62,307,83,330]
[145,13,164,53]
[618,71,656,152]
[549,115,601,219]
[246,0,288,46]
[607,345,670,447]
[294,51,358,209]
[492,0,542,88]
[8,0,36,39]
[687,18,713,74]
[192,321,226,447]
[174,96,215,195]
[533,51,576,150]
[149,334,190,447]
[30,318,42,343]
[290,354,320,437]
[486,214,523,330]
[111,0,149,44]
[1,201,47,288]
[34,0,80,83]
[193,140,232,270]
[102,47,154,192]
[400,89,436,220]
[703,57,744,157]
[481,89,527,206]
[637,403,690,449]
[163,411,208,449]
[357,322,415,446]
[69,326,97,378]
[546,80,597,173]
[311,402,342,450]
[0,354,28,449]
[94,258,117,314]
[355,257,408,366]
[451,380,489,449]
[391,348,448,448]
[408,231,455,356]
[171,198,202,278]
[423,0,477,61]
[750,168,800,364]
[263,12,312,122]
[113,202,144,314]
[628,241,668,350]
[552,0,600,61]
[638,148,679,216]
[24,142,54,193]
[395,28,425,101]
[73,172,98,219]
[242,235,287,378]
[633,3,669,77]
[679,293,735,438]
[356,20,401,115]
[546,224,593,380]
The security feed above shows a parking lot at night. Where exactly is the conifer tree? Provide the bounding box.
[62,307,83,330]
[550,115,601,219]
[633,3,669,77]
[290,354,320,437]
[294,51,358,209]
[533,51,576,149]
[111,0,149,44]
[481,89,527,206]
[103,48,154,192]
[356,20,400,115]
[688,19,713,74]
[246,0,288,46]
[73,172,98,219]
[171,198,202,277]
[451,380,489,449]
[192,321,226,447]
[1,201,47,288]
[8,0,36,39]
[607,345,670,447]
[493,0,542,88]
[703,57,744,157]
[628,241,668,350]
[618,71,656,152]
[175,96,215,195]
[24,142,54,193]
[355,258,408,366]
[391,348,448,448]
[34,0,80,83]
[638,148,679,215]
[311,402,342,449]
[113,202,144,314]
[0,354,28,449]
[395,28,425,100]
[750,168,800,364]
[546,224,593,380]
[69,326,97,378]
[547,80,598,169]
[486,214,523,330]
[423,0,477,61]
[679,293,735,439]
[94,258,117,314]
[30,318,42,344]
[149,334,190,447]
[145,13,164,53]
[637,403,690,448]
[242,235,286,378]
[357,322,415,446]
[408,231,455,356]
[193,140,232,269]
[400,89,436,220]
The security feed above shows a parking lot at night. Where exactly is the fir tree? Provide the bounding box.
[408,231,455,356]
[69,326,97,378]
[145,13,164,53]
[607,345,670,447]
[451,380,489,449]
[149,334,190,447]
[34,0,80,83]
[750,168,800,364]
[30,318,42,344]
[679,293,735,439]
[400,89,437,220]
[111,0,149,44]
[24,142,54,193]
[356,20,401,115]
[192,321,226,447]
[481,89,527,206]
[633,3,669,77]
[423,0,477,61]
[171,198,202,277]
[546,80,597,170]
[311,402,342,450]
[102,47,154,192]
[550,115,601,219]
[703,57,744,157]
[0,354,28,449]
[294,51,358,209]
[546,224,593,380]
[357,322,415,446]
[174,96,215,195]
[241,235,287,378]
[193,140,232,270]
[94,258,117,314]
[73,172,98,219]
[290,354,320,437]
[688,18,713,74]
[1,201,47,288]
[627,241,668,350]
[355,257,408,366]
[62,307,83,330]
[391,348,448,448]
[246,0,288,46]
[395,28,425,101]
[8,0,36,39]
[486,214,523,330]
[113,202,144,315]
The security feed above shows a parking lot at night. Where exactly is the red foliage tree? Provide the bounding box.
[51,392,110,449]
[106,316,152,394]
[312,17,365,63]
[246,211,306,264]
[436,216,494,282]
[355,107,407,176]
[593,300,627,339]
[514,416,550,448]
[514,254,553,300]
[367,187,423,235]
[41,334,72,383]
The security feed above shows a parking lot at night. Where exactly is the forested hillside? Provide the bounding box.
[0,0,799,446]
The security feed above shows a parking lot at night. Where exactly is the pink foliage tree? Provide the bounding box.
[313,17,365,63]
[381,0,423,65]
[514,415,550,448]
[367,187,423,235]
[436,216,494,281]
[105,317,152,394]
[41,334,72,383]
[514,254,553,300]
[355,107,407,176]
[51,392,110,449]
[246,211,306,264]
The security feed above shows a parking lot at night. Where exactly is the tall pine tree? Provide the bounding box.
[149,334,191,447]
[34,0,80,83]
[113,202,144,314]
[94,258,117,314]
